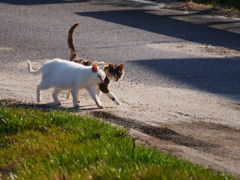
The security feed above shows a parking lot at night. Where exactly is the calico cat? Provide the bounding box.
[27,58,106,108]
[67,23,124,105]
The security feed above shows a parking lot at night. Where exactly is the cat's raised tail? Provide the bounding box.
[68,23,80,60]
[27,61,42,75]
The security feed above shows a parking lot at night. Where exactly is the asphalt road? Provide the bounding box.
[1,0,240,99]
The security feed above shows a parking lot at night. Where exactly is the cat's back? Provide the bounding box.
[44,58,86,70]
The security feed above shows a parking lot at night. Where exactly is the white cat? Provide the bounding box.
[27,58,106,108]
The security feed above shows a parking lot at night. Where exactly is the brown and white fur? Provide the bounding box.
[67,23,124,105]
[27,58,106,108]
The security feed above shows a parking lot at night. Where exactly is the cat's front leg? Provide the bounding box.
[87,85,104,109]
[105,92,121,105]
[96,85,102,104]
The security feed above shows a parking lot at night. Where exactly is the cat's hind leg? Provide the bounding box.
[67,90,81,103]
[71,89,80,108]
[36,87,41,103]
[66,90,71,100]
[87,85,104,109]
[52,88,62,105]
[36,80,51,103]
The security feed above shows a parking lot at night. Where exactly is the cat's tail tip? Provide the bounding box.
[27,61,32,72]
[73,23,79,27]
[69,23,79,33]
[27,61,42,75]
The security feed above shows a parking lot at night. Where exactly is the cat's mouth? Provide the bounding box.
[115,78,119,82]
[98,80,104,84]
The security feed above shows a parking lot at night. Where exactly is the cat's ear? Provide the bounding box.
[120,64,124,71]
[99,64,105,70]
[109,63,114,69]
[92,64,98,72]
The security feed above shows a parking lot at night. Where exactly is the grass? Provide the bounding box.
[176,0,240,10]
[0,101,237,179]
[207,0,222,9]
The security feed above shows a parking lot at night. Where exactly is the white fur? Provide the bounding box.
[66,69,123,106]
[27,58,106,108]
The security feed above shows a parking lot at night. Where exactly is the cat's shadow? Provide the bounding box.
[6,100,112,113]
[66,105,103,112]
[44,102,110,112]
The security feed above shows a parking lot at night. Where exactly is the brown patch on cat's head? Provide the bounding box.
[109,63,114,69]
[92,64,98,72]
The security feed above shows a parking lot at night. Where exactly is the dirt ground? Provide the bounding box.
[160,1,240,18]
[1,43,240,177]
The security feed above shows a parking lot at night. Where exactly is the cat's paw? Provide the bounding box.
[55,102,62,106]
[115,100,121,105]
[98,104,105,109]
[74,104,80,108]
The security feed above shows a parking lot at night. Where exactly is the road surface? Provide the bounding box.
[1,0,240,176]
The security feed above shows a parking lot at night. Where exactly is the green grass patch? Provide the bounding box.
[177,0,240,10]
[0,101,236,179]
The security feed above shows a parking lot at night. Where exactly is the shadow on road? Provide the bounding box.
[77,10,240,51]
[0,0,154,7]
[0,0,89,5]
[127,57,240,97]
[77,9,240,98]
